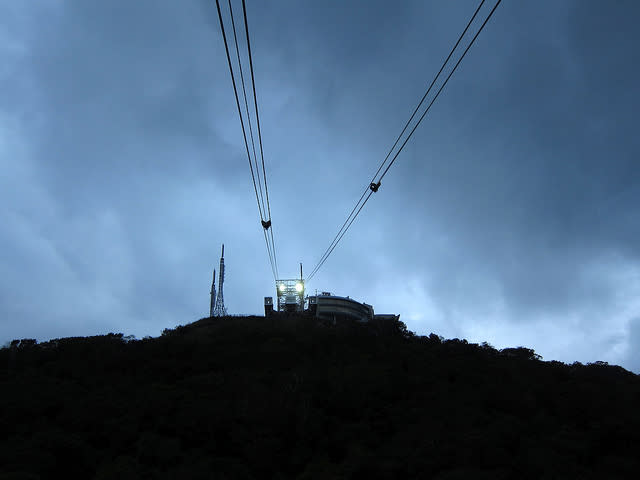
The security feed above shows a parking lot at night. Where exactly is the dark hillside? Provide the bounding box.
[1,315,639,479]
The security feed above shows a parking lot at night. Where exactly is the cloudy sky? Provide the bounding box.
[2,0,639,371]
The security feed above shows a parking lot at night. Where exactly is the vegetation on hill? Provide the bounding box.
[1,315,639,479]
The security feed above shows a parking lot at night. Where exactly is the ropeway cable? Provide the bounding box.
[375,0,503,184]
[227,0,278,279]
[307,0,502,282]
[241,0,279,279]
[226,0,276,277]
[216,0,278,280]
[308,0,489,281]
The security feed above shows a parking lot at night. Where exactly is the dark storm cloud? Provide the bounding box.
[26,1,237,202]
[0,0,255,341]
[1,1,639,370]
[405,0,640,324]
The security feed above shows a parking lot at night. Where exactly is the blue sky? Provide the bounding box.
[1,0,639,372]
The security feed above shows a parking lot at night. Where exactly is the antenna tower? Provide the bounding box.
[213,244,228,316]
[209,269,216,317]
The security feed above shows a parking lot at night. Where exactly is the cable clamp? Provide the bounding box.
[261,219,272,230]
[369,181,381,193]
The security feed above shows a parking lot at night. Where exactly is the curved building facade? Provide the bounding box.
[309,294,374,323]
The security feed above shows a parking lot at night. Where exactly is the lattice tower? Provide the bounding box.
[209,269,216,317]
[213,244,228,316]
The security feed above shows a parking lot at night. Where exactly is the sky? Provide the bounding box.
[1,0,639,372]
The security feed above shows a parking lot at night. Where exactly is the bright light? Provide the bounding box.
[295,283,303,292]
[279,284,286,292]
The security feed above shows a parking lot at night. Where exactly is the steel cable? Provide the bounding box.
[241,0,278,278]
[216,0,278,279]
[307,0,502,282]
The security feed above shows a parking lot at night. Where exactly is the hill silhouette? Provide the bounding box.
[1,315,639,479]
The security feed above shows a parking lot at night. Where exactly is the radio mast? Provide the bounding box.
[212,244,228,316]
[209,269,216,317]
